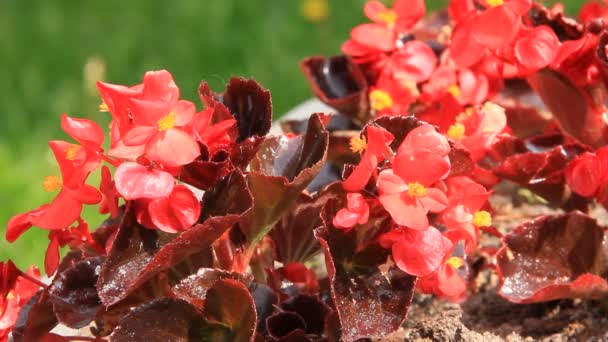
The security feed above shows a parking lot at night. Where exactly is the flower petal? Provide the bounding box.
[390,227,452,276]
[114,162,175,200]
[400,124,450,156]
[393,151,451,186]
[379,193,429,229]
[148,185,201,233]
[421,188,448,212]
[146,128,201,168]
[351,23,395,52]
[61,114,105,147]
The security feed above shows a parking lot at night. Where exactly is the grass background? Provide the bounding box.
[0,0,583,270]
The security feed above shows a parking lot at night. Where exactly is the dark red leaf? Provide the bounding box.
[111,298,227,342]
[47,257,104,329]
[172,268,250,309]
[204,279,258,342]
[223,77,272,142]
[240,114,328,264]
[11,291,58,342]
[280,295,330,335]
[250,283,279,334]
[300,56,370,123]
[266,312,307,339]
[527,69,608,147]
[315,198,417,341]
[497,211,608,303]
[96,204,173,306]
[180,157,233,191]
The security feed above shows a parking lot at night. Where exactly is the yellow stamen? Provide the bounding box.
[43,176,62,192]
[486,0,504,7]
[473,210,492,227]
[65,144,81,160]
[447,257,464,269]
[447,85,461,99]
[350,136,367,154]
[407,182,427,198]
[6,291,15,300]
[447,123,466,141]
[157,112,176,131]
[378,10,398,25]
[370,90,394,111]
[99,102,109,112]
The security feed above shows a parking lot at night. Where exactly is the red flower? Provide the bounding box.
[6,141,102,242]
[342,0,426,58]
[441,177,492,252]
[45,219,102,275]
[279,263,320,294]
[134,185,201,233]
[379,226,453,276]
[333,193,370,230]
[417,254,467,298]
[343,125,394,192]
[471,0,532,50]
[423,64,490,105]
[0,261,42,342]
[445,102,507,161]
[565,147,608,198]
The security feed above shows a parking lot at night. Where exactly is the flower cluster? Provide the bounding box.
[5,0,608,340]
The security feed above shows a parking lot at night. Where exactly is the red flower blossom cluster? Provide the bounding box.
[7,70,237,275]
[6,0,608,340]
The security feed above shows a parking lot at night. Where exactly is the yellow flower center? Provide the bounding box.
[473,210,492,227]
[350,136,367,154]
[65,144,81,160]
[378,10,398,26]
[407,182,427,198]
[370,90,394,111]
[486,0,504,7]
[447,85,461,99]
[447,123,466,141]
[99,102,109,112]
[446,257,464,269]
[6,291,15,300]
[157,112,176,131]
[43,176,62,192]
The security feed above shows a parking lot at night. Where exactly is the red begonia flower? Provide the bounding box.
[365,0,425,31]
[423,64,489,105]
[139,185,201,233]
[368,74,416,116]
[579,1,608,23]
[6,142,102,241]
[280,262,320,294]
[418,255,467,298]
[333,193,370,230]
[58,115,105,187]
[565,147,608,197]
[379,226,453,276]
[0,261,41,341]
[114,162,175,200]
[446,103,507,161]
[343,125,394,192]
[377,165,448,230]
[442,177,492,252]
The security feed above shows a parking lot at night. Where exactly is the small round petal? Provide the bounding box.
[141,70,180,103]
[393,0,426,30]
[379,193,429,229]
[364,1,390,23]
[146,128,201,168]
[472,6,521,50]
[61,114,105,147]
[389,227,453,276]
[29,192,82,230]
[393,151,451,187]
[515,26,560,71]
[391,41,437,83]
[565,154,602,197]
[114,162,175,200]
[351,23,395,52]
[420,188,448,213]
[400,124,450,156]
[437,263,467,297]
[122,126,157,146]
[333,209,362,229]
[377,169,408,195]
[450,21,486,68]
[148,185,201,233]
[343,154,378,192]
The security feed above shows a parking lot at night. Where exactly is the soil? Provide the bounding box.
[393,186,608,342]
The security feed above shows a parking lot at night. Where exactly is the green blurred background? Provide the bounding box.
[0,0,583,270]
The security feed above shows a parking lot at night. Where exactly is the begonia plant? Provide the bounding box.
[4,0,608,340]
